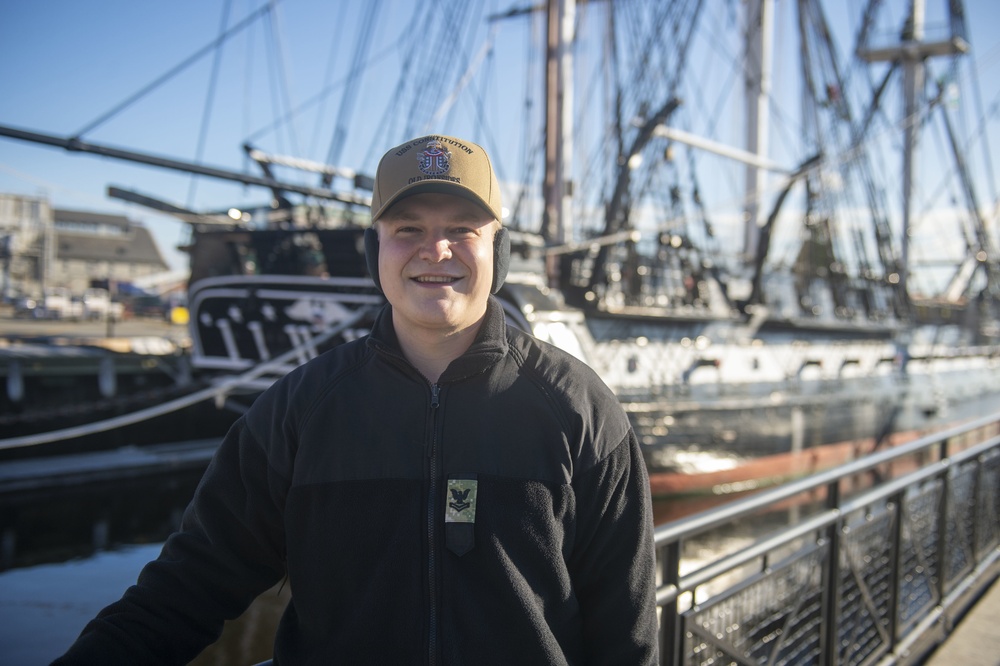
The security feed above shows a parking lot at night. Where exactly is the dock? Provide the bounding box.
[0,438,221,573]
[0,439,220,495]
[923,578,1000,665]
[0,304,190,344]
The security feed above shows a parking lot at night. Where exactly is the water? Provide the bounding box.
[0,543,164,664]
[0,463,293,665]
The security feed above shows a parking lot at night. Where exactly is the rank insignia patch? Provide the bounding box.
[445,478,477,523]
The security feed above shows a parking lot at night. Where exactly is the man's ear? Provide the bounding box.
[364,227,381,292]
[492,227,510,294]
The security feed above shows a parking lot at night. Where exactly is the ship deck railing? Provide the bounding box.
[653,410,1000,665]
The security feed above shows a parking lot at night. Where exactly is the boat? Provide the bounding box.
[1,0,998,495]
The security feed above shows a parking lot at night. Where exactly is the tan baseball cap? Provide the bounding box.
[370,134,502,223]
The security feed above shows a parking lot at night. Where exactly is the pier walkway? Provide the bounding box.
[652,411,1000,665]
[923,577,1000,665]
[0,438,219,495]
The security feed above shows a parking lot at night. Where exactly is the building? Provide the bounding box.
[0,193,169,300]
[50,208,169,293]
[0,193,52,300]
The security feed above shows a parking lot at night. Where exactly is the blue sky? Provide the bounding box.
[0,1,526,270]
[1,0,999,277]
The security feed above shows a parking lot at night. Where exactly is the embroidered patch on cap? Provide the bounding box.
[445,478,477,523]
[417,139,452,176]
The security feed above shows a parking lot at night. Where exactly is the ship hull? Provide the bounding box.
[182,271,1000,496]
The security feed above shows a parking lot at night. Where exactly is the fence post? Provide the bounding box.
[971,453,983,561]
[935,460,951,606]
[659,540,681,665]
[821,479,842,665]
[887,488,904,654]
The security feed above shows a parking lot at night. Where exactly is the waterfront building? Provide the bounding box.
[50,208,168,294]
[0,193,51,301]
[0,193,168,300]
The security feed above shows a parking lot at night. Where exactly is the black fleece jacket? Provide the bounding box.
[54,297,658,665]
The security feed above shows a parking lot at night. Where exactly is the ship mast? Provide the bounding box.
[858,0,969,298]
[543,0,575,285]
[743,0,775,260]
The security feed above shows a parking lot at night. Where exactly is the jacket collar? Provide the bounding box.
[367,296,509,382]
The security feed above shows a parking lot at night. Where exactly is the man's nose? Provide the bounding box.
[419,235,452,261]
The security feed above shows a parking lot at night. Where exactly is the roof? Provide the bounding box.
[54,208,131,230]
[53,209,168,269]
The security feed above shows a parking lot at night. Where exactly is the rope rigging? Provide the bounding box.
[187,0,235,208]
[321,0,383,183]
[72,1,279,141]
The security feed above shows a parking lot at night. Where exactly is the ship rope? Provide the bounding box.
[0,305,377,452]
[71,2,277,141]
[188,0,234,207]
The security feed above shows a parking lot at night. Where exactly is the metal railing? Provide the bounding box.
[654,412,1000,666]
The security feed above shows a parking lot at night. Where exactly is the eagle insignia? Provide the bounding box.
[445,478,478,523]
[417,139,451,176]
[449,488,472,512]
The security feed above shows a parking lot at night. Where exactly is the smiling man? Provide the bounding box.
[374,191,497,381]
[54,135,658,665]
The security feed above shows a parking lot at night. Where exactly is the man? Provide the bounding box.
[54,134,658,664]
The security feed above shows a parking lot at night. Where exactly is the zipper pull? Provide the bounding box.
[431,383,441,409]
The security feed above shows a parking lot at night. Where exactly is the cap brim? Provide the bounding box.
[371,181,499,222]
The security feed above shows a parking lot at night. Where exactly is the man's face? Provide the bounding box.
[376,192,497,337]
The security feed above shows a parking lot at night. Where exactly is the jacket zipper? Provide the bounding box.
[427,382,442,664]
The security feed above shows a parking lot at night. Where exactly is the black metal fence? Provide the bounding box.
[654,412,1000,666]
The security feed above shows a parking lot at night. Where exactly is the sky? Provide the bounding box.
[0,0,539,271]
[1,0,999,280]
[0,1,412,271]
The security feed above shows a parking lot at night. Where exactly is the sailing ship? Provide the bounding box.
[1,0,998,494]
